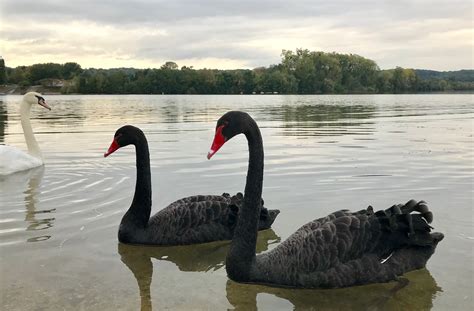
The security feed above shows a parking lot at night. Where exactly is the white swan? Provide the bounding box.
[0,92,51,175]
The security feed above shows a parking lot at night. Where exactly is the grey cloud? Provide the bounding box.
[1,0,472,70]
[2,1,342,24]
[0,29,52,41]
[133,25,276,66]
[5,0,471,25]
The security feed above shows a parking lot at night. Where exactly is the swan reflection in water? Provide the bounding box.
[118,229,280,311]
[118,227,441,311]
[0,166,55,242]
[226,268,442,311]
[23,166,56,242]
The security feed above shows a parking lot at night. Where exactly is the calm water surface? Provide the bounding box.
[0,94,472,310]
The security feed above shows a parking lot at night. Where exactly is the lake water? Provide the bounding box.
[0,94,472,310]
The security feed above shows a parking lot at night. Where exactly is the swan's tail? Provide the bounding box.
[373,200,444,270]
[374,200,441,245]
[381,231,444,279]
[334,200,444,286]
[258,207,280,230]
[226,192,280,230]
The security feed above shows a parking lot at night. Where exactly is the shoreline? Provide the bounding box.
[1,85,472,96]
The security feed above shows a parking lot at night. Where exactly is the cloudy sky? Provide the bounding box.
[0,0,472,70]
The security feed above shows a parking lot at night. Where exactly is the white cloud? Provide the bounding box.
[0,0,472,70]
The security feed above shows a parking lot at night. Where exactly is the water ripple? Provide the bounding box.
[0,94,472,310]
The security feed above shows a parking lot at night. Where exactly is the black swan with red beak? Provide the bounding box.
[104,125,279,245]
[207,111,444,288]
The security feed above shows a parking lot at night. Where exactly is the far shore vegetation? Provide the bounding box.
[0,49,472,95]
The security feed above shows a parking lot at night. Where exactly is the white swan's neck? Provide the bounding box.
[20,100,42,160]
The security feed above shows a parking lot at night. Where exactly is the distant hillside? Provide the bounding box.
[2,51,473,94]
[415,69,474,82]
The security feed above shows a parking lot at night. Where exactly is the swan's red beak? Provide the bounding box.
[104,139,120,157]
[207,125,226,159]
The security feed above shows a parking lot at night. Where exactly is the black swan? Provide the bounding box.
[104,125,279,245]
[207,111,444,288]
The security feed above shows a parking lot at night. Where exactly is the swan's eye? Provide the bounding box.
[217,121,229,130]
[34,95,44,103]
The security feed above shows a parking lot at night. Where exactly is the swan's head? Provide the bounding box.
[104,125,145,157]
[23,92,51,110]
[207,111,254,159]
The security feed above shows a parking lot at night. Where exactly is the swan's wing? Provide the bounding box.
[147,192,278,245]
[0,145,43,175]
[165,193,233,209]
[256,200,443,288]
[147,193,238,244]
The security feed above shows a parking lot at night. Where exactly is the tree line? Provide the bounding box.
[1,49,473,94]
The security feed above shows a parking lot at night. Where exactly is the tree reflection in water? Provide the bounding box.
[0,99,6,144]
[262,104,377,137]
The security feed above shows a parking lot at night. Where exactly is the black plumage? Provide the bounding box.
[251,201,443,288]
[208,111,443,288]
[105,125,279,245]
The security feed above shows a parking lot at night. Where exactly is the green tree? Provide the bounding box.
[103,71,128,93]
[0,58,6,84]
[27,63,63,83]
[62,62,82,79]
[390,67,406,93]
[161,61,179,70]
[4,51,472,94]
[196,69,218,93]
[7,66,29,85]
[254,66,297,94]
[376,70,393,93]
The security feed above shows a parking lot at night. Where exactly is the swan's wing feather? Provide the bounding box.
[148,193,238,244]
[256,200,443,288]
[0,145,43,175]
[148,192,278,244]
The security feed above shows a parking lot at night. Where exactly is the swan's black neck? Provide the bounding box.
[226,119,263,282]
[121,133,152,232]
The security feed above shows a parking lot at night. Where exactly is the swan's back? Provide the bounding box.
[0,145,43,175]
[251,200,443,288]
[122,193,279,245]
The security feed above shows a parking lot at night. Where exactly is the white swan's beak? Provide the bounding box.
[38,98,51,110]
